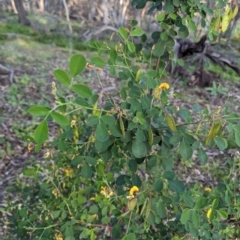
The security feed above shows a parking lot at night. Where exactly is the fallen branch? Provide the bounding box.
[172,36,240,86]
[0,64,14,84]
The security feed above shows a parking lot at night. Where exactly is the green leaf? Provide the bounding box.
[125,233,136,240]
[191,210,199,229]
[217,209,228,220]
[163,171,175,180]
[188,222,199,237]
[71,84,92,98]
[51,111,69,126]
[178,25,189,38]
[28,106,50,116]
[214,137,228,150]
[128,198,138,211]
[19,209,27,217]
[109,50,117,64]
[194,197,207,209]
[173,0,179,6]
[127,41,136,52]
[58,97,67,113]
[53,69,71,85]
[180,208,191,224]
[118,27,128,40]
[166,113,177,132]
[132,140,147,158]
[61,210,67,220]
[84,156,97,166]
[80,163,92,178]
[87,116,99,126]
[163,1,174,13]
[69,54,86,77]
[212,199,219,208]
[221,13,230,32]
[130,28,144,36]
[153,42,164,57]
[168,180,185,193]
[154,179,163,192]
[128,160,137,172]
[147,155,157,169]
[170,134,182,145]
[132,174,142,187]
[188,20,196,31]
[198,148,208,163]
[95,139,109,152]
[234,129,240,147]
[52,210,61,219]
[34,120,48,144]
[182,193,194,207]
[101,115,115,125]
[108,124,122,137]
[112,223,121,239]
[179,139,193,160]
[156,13,165,22]
[116,175,130,186]
[91,57,106,67]
[156,201,166,218]
[95,122,109,142]
[136,129,146,142]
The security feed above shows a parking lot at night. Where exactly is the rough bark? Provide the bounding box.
[13,0,31,26]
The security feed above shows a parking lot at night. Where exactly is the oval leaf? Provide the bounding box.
[180,208,191,224]
[28,106,50,116]
[130,28,144,37]
[101,115,115,125]
[69,54,86,77]
[118,27,128,40]
[53,69,71,85]
[51,111,69,126]
[153,42,164,57]
[214,136,228,150]
[34,120,48,144]
[71,84,92,98]
[80,163,92,178]
[156,201,166,218]
[168,180,185,193]
[180,139,193,160]
[91,57,106,67]
[127,41,136,52]
[132,140,147,158]
[95,122,109,142]
[166,113,177,132]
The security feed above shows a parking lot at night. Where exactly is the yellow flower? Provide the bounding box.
[54,231,63,240]
[159,83,170,90]
[52,188,60,198]
[206,208,212,219]
[71,120,76,128]
[51,81,57,96]
[27,143,34,153]
[90,193,98,201]
[100,186,113,198]
[129,186,139,196]
[44,151,51,158]
[64,166,74,178]
[205,187,211,192]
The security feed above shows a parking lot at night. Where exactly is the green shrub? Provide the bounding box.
[5,0,240,239]
[6,24,240,239]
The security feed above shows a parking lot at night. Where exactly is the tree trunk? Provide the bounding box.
[13,0,31,26]
[38,0,45,12]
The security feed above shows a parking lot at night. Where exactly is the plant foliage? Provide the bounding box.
[5,1,240,240]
